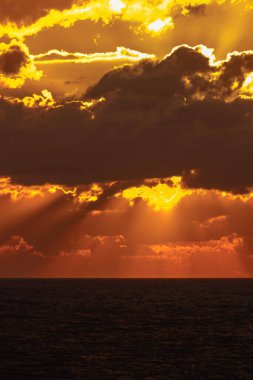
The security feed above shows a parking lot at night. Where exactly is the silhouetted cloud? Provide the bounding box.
[0,40,41,87]
[0,45,27,74]
[0,0,75,24]
[1,45,253,192]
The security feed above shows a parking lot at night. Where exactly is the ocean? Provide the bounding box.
[0,279,252,379]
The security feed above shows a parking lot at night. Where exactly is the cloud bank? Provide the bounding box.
[1,45,253,192]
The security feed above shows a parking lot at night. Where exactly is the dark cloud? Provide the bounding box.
[0,0,76,24]
[1,45,253,191]
[0,45,28,74]
[85,45,211,99]
[184,5,206,15]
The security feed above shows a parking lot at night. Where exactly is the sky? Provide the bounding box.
[1,0,253,277]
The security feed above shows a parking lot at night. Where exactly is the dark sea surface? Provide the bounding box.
[0,279,253,379]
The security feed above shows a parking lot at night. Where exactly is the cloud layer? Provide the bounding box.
[1,45,253,192]
[0,177,252,277]
[1,1,253,278]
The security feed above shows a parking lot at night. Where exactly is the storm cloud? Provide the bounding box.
[1,45,253,192]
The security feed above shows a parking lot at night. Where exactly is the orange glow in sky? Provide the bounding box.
[1,0,253,277]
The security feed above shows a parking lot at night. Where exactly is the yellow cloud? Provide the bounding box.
[0,177,76,201]
[1,175,253,209]
[147,17,174,35]
[109,0,126,13]
[32,47,156,64]
[120,176,253,211]
[120,177,190,210]
[4,91,105,116]
[78,184,104,203]
[7,89,55,108]
[0,0,251,39]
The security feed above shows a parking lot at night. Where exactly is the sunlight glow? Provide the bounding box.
[78,184,104,203]
[147,17,174,34]
[241,72,253,95]
[121,177,189,210]
[33,47,155,65]
[0,177,76,201]
[110,0,126,13]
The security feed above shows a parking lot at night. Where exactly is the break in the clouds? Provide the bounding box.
[1,45,253,192]
[0,177,253,277]
[1,1,253,278]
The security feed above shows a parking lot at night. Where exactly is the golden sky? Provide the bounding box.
[1,0,253,277]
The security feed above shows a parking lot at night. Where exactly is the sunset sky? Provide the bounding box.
[1,0,253,277]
